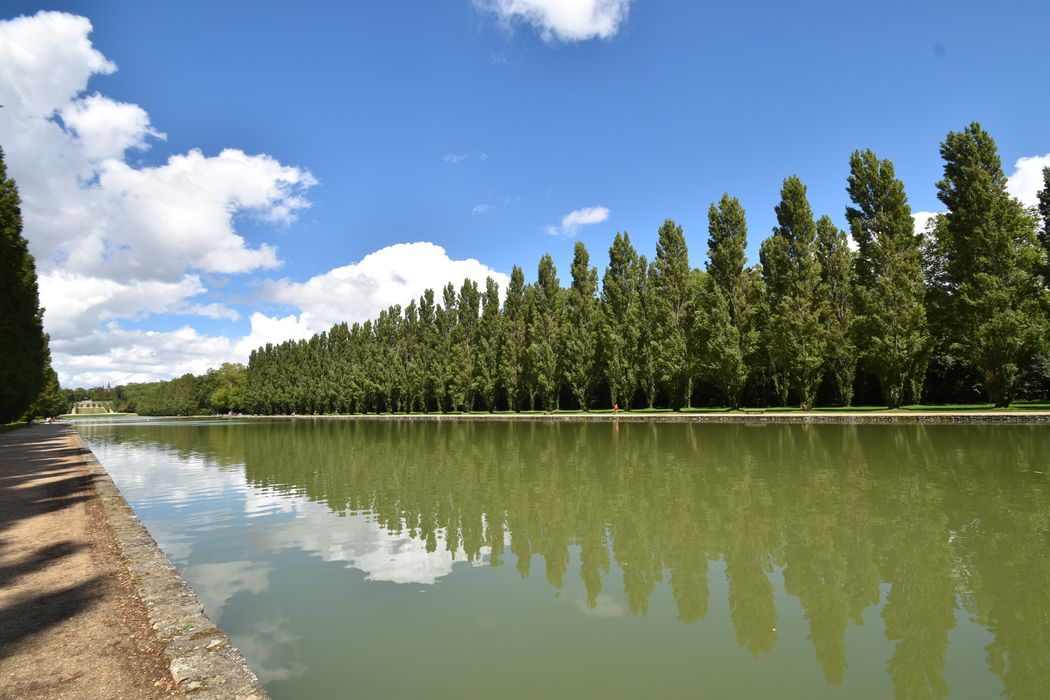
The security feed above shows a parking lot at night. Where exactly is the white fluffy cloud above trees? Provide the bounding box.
[0,11,507,387]
[478,0,632,42]
[260,242,511,332]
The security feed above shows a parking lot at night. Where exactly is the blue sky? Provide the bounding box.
[1,1,1048,386]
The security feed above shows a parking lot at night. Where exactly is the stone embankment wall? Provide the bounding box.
[72,430,269,699]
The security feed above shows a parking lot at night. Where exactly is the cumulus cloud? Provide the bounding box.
[1006,153,1050,208]
[911,154,1048,236]
[0,10,317,385]
[479,0,632,42]
[472,203,494,215]
[260,242,510,333]
[548,205,609,237]
[912,211,940,236]
[37,270,239,339]
[59,92,165,161]
[46,310,319,387]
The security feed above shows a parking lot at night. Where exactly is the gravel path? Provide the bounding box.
[0,424,178,699]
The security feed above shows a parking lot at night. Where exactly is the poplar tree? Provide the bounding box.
[30,364,65,418]
[600,233,641,409]
[564,242,599,410]
[0,147,48,423]
[401,300,423,412]
[699,194,754,408]
[650,219,693,409]
[1038,167,1050,284]
[815,215,857,406]
[934,123,1044,406]
[637,257,659,409]
[453,278,480,411]
[759,176,825,409]
[477,277,501,412]
[500,267,527,411]
[417,289,438,411]
[434,284,457,411]
[530,254,564,411]
[521,284,540,410]
[846,150,928,407]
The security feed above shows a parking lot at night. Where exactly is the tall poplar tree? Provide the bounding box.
[564,242,599,410]
[815,215,857,406]
[521,283,541,410]
[0,147,48,423]
[600,233,641,409]
[637,257,659,409]
[401,300,423,412]
[530,254,564,411]
[1038,167,1050,284]
[699,194,754,409]
[453,278,481,411]
[846,150,928,407]
[759,176,825,409]
[477,277,501,412]
[417,289,438,411]
[650,219,693,409]
[500,267,527,411]
[434,284,457,411]
[933,123,1045,406]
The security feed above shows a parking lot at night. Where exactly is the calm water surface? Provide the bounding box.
[77,419,1049,699]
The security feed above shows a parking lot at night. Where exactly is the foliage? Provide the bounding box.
[564,242,599,410]
[846,150,928,407]
[698,194,755,409]
[815,215,857,406]
[599,233,642,409]
[932,123,1046,406]
[650,219,694,409]
[51,125,1050,412]
[0,147,49,423]
[759,177,826,409]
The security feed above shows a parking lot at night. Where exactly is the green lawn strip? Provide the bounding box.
[59,412,136,420]
[300,403,1050,417]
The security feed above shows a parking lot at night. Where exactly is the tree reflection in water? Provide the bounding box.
[98,420,1050,699]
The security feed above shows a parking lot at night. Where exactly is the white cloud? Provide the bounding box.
[548,205,609,237]
[38,269,239,339]
[0,12,115,116]
[233,312,314,357]
[0,10,317,385]
[479,0,632,42]
[260,242,510,333]
[912,211,940,236]
[1006,153,1050,208]
[472,203,494,215]
[911,153,1049,235]
[59,92,165,161]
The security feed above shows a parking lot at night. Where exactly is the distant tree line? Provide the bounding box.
[64,123,1050,414]
[237,123,1048,413]
[65,363,247,417]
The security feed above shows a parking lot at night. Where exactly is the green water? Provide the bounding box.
[77,419,1050,699]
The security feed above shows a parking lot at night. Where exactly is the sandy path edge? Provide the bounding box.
[1,425,268,699]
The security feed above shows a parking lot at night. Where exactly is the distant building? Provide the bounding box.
[71,400,113,415]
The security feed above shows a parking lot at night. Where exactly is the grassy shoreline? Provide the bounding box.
[68,407,1050,425]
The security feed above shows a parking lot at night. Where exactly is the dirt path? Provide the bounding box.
[0,424,178,699]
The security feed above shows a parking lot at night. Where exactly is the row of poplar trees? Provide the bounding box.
[0,147,63,423]
[246,123,1050,412]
